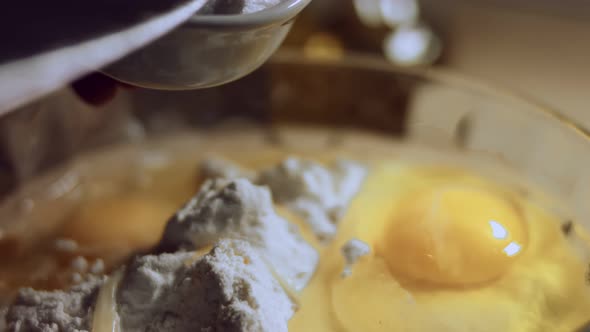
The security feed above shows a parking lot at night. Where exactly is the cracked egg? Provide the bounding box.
[291,162,590,332]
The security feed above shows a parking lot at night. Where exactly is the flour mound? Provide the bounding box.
[6,240,293,332]
[258,158,367,240]
[159,178,318,291]
[341,238,371,278]
[6,277,103,332]
[200,157,367,241]
[119,239,294,332]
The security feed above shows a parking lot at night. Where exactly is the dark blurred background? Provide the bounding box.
[280,0,590,129]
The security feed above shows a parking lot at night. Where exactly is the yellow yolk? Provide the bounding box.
[61,194,177,254]
[379,186,527,286]
[292,162,590,332]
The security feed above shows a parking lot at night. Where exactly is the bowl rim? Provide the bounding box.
[184,0,311,29]
[270,49,590,143]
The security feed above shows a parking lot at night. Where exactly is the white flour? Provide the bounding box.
[159,178,318,291]
[6,240,293,332]
[6,277,103,331]
[71,256,89,273]
[54,238,78,252]
[6,160,342,331]
[201,157,368,241]
[258,158,367,240]
[341,238,371,278]
[69,257,107,286]
[117,239,294,332]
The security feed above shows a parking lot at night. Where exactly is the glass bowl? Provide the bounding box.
[0,52,589,330]
[5,51,590,223]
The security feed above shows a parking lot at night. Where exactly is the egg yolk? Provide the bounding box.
[379,186,527,286]
[61,194,178,254]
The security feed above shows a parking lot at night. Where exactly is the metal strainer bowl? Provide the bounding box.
[101,0,311,90]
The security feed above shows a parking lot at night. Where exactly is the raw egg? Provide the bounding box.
[380,185,526,286]
[290,161,590,332]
